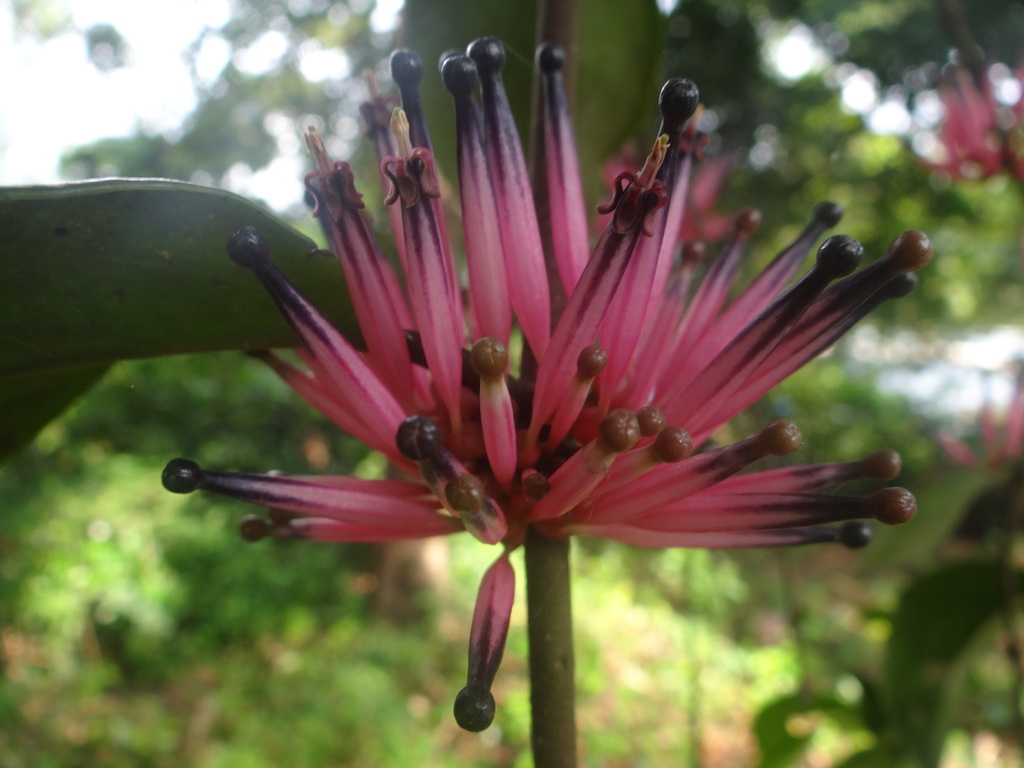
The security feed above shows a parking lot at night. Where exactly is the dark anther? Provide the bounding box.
[659,78,700,129]
[162,458,203,493]
[239,515,271,542]
[442,54,480,98]
[227,226,269,269]
[467,36,505,75]
[813,201,844,228]
[438,48,461,73]
[453,685,496,732]
[536,42,565,73]
[878,272,918,301]
[816,235,864,279]
[396,415,442,461]
[389,49,423,90]
[838,521,872,549]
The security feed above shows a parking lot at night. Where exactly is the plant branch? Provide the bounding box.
[524,528,578,767]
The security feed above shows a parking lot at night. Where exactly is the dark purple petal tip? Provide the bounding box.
[813,201,844,228]
[838,521,872,549]
[227,226,269,269]
[396,415,442,461]
[659,78,700,128]
[816,235,864,279]
[453,685,495,731]
[441,54,479,98]
[537,42,565,73]
[467,36,505,75]
[162,458,203,493]
[389,49,423,88]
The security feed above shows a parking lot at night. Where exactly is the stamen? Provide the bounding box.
[671,201,844,381]
[390,107,415,160]
[162,458,449,529]
[713,232,930,425]
[579,420,802,525]
[382,115,467,431]
[663,235,864,439]
[563,522,874,550]
[396,416,507,543]
[443,55,512,344]
[546,345,608,450]
[303,129,416,409]
[455,553,515,732]
[624,486,916,533]
[467,36,551,359]
[595,425,694,496]
[706,449,902,495]
[226,228,406,454]
[530,410,641,521]
[470,338,517,488]
[537,42,591,295]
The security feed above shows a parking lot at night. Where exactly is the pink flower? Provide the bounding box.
[162,38,931,731]
[598,138,733,246]
[937,367,1024,469]
[929,66,1024,180]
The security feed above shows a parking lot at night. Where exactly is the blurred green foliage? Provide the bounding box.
[4,0,1024,765]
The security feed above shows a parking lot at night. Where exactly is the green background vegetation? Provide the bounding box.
[2,0,1023,765]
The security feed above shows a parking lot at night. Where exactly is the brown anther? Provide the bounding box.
[522,470,550,501]
[681,241,706,267]
[597,409,642,454]
[652,426,693,463]
[576,346,608,380]
[446,474,485,513]
[756,420,803,456]
[869,487,916,526]
[856,449,901,481]
[636,405,666,437]
[239,515,271,542]
[885,230,933,273]
[471,338,508,379]
[735,208,762,236]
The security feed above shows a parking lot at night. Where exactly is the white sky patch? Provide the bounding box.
[765,22,830,82]
[1,0,231,184]
[233,29,290,76]
[853,325,1024,418]
[370,0,404,33]
[298,39,351,82]
[866,95,912,135]
[839,67,879,114]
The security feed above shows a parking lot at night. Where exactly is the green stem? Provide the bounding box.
[525,2,581,765]
[524,528,578,767]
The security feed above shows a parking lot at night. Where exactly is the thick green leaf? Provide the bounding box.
[0,179,358,457]
[403,0,667,198]
[882,560,1024,767]
[0,364,109,461]
[0,180,356,376]
[753,692,861,768]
